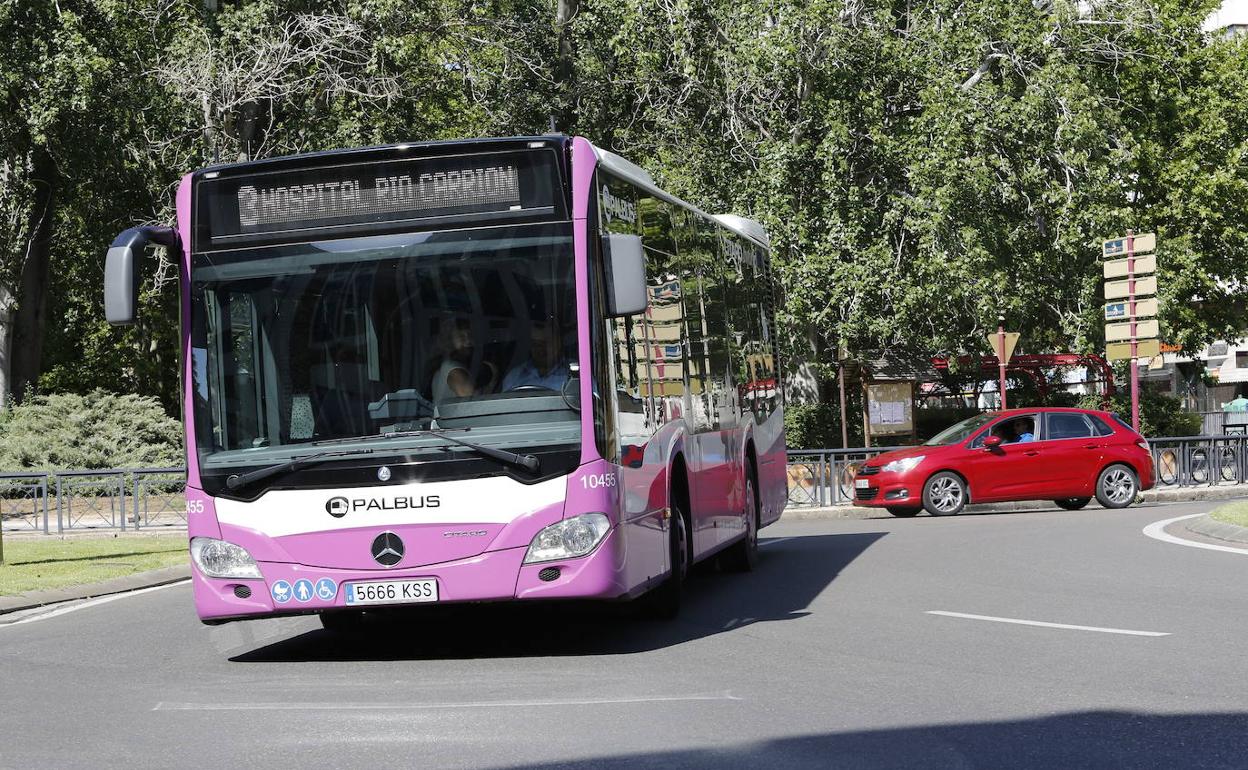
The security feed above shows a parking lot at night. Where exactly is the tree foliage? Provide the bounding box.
[0,0,1245,414]
[0,389,182,471]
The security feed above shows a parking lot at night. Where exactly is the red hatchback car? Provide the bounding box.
[853,408,1155,517]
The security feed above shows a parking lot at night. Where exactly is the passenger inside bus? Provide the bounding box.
[429,315,497,405]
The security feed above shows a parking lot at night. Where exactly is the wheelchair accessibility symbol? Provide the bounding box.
[314,577,337,601]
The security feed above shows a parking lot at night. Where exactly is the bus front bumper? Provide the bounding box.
[193,527,628,624]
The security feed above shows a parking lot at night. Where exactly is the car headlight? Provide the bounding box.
[190,537,262,579]
[882,455,925,474]
[524,513,611,564]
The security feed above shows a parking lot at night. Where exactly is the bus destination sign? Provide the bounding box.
[197,148,562,249]
[236,163,522,229]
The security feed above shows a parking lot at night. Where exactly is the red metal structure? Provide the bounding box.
[931,354,1117,399]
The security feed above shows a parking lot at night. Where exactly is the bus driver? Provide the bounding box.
[502,320,571,391]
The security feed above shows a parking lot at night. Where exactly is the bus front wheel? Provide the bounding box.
[645,501,688,619]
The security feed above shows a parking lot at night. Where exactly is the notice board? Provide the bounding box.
[867,382,915,436]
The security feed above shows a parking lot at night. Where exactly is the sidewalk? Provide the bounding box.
[783,483,1248,520]
[0,564,191,617]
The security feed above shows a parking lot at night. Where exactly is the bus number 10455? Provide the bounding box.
[580,473,617,489]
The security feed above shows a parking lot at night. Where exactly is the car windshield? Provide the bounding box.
[188,222,579,473]
[924,413,997,446]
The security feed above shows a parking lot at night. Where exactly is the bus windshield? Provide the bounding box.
[189,221,578,479]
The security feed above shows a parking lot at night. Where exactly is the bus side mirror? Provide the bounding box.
[104,225,179,326]
[602,233,646,317]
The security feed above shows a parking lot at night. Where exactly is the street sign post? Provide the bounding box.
[1102,297,1158,320]
[1106,339,1161,361]
[987,324,1019,410]
[1104,275,1157,300]
[1106,319,1159,342]
[1103,254,1156,279]
[1102,230,1160,432]
[1103,232,1155,257]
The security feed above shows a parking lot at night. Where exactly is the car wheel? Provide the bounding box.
[886,506,921,517]
[721,470,760,572]
[1053,497,1091,511]
[1095,465,1138,509]
[922,472,967,516]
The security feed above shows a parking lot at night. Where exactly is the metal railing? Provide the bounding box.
[786,447,902,507]
[1148,435,1248,488]
[0,467,188,534]
[4,437,1243,528]
[785,435,1248,508]
[0,473,50,533]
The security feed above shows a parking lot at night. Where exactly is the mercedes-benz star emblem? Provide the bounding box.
[325,496,349,518]
[370,532,404,567]
[377,466,392,482]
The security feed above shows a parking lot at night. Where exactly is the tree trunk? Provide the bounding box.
[10,147,57,401]
[0,281,14,410]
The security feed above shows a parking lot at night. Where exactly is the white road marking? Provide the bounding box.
[926,610,1169,637]
[153,693,743,712]
[1142,512,1248,556]
[760,537,793,548]
[0,580,189,628]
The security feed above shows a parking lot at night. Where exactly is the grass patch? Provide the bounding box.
[1209,501,1248,529]
[0,535,186,596]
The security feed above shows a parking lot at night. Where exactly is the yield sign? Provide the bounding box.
[987,332,1020,364]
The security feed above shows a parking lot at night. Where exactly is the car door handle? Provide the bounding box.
[1024,450,1040,456]
[1083,443,1100,449]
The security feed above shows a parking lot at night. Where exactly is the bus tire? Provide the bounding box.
[646,500,689,619]
[721,466,760,573]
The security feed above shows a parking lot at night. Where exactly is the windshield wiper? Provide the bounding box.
[314,429,541,474]
[225,448,376,491]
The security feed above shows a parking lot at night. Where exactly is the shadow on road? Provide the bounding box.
[228,531,884,663]
[491,710,1248,769]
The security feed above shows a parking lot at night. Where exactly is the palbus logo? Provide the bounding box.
[324,495,441,517]
[601,185,637,225]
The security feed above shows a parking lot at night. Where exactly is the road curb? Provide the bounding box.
[0,564,191,616]
[783,485,1248,520]
[1185,514,1248,546]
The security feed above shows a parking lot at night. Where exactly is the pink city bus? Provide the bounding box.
[103,136,786,627]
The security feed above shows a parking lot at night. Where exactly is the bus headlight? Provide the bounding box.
[524,513,611,564]
[190,537,263,579]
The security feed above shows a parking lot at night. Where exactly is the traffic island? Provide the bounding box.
[1185,502,1248,546]
[0,534,189,615]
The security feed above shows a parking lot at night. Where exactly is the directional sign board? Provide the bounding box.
[1106,338,1161,361]
[986,332,1020,364]
[1106,319,1160,342]
[1104,275,1158,300]
[1103,233,1156,258]
[1103,254,1157,279]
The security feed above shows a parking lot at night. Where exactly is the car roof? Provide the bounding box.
[983,407,1105,418]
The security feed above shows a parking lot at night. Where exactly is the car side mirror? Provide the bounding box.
[602,233,647,317]
[983,435,1003,449]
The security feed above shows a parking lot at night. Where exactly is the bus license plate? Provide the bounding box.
[855,479,870,489]
[344,579,438,606]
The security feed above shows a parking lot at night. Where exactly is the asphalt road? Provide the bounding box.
[3,500,1247,769]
